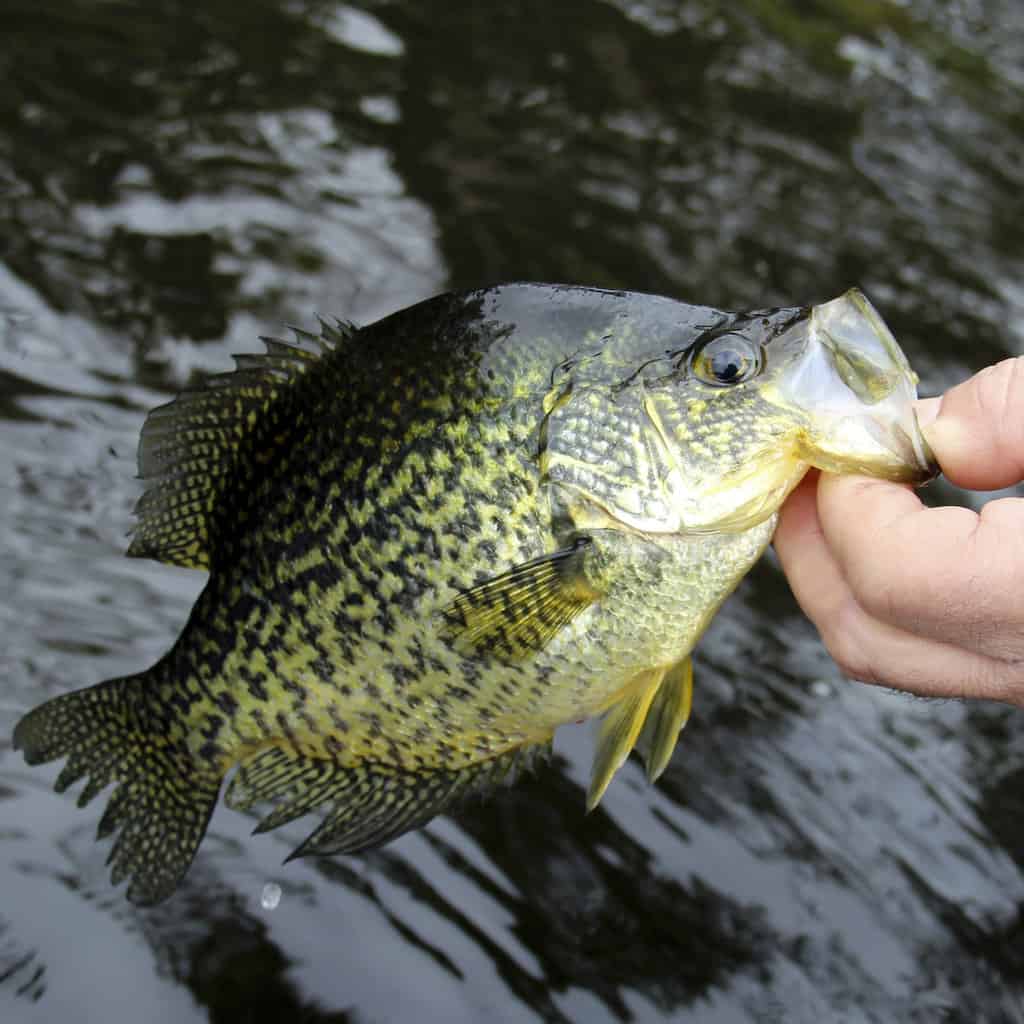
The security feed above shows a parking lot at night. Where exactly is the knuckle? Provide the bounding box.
[849,571,898,625]
[819,601,879,684]
[843,551,914,628]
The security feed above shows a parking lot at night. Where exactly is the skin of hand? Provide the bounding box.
[774,356,1024,707]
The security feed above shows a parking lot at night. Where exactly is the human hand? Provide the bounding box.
[774,357,1024,706]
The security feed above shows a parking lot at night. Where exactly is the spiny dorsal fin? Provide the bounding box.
[128,318,354,569]
[225,739,553,858]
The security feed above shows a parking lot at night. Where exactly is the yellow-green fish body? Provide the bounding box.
[14,283,934,903]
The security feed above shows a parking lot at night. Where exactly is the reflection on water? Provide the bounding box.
[2,0,1023,1021]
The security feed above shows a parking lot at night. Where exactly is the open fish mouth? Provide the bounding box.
[778,290,939,485]
[820,406,938,482]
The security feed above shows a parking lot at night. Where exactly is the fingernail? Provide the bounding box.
[921,414,968,459]
[913,396,966,461]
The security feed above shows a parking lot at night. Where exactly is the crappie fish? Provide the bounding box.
[13,284,935,904]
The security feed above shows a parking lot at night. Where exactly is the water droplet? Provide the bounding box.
[261,882,282,910]
[810,680,834,699]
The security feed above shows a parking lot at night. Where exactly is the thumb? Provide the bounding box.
[917,357,1024,491]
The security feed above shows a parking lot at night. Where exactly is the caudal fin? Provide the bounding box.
[13,673,221,905]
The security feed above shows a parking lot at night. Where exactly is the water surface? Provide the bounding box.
[2,1,1024,1021]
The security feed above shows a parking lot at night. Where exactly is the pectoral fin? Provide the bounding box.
[439,538,600,660]
[638,656,693,783]
[587,668,662,811]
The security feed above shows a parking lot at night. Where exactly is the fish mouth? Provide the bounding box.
[901,409,940,481]
[778,290,939,486]
[800,407,938,484]
[859,405,939,482]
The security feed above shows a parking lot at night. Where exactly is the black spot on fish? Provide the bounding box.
[275,710,296,743]
[229,592,263,626]
[390,663,416,690]
[311,655,334,681]
[199,714,224,742]
[199,740,220,761]
[327,705,349,733]
[409,642,428,677]
[215,691,239,716]
[297,709,320,735]
[167,690,193,716]
[282,677,307,701]
[242,668,268,702]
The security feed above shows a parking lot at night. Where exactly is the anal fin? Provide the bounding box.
[226,740,553,859]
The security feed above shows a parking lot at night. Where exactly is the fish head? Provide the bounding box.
[640,287,936,533]
[543,288,935,536]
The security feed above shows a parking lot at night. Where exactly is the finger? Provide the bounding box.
[815,474,1024,659]
[777,476,1024,702]
[919,357,1024,491]
[773,471,847,626]
[815,582,1024,706]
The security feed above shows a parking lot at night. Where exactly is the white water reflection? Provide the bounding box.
[2,0,1024,1021]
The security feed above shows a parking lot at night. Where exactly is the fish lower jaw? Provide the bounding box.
[669,472,809,536]
[803,446,934,483]
[557,487,794,539]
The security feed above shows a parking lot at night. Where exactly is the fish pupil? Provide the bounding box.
[692,335,760,386]
[711,348,744,381]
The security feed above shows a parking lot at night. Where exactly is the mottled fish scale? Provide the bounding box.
[13,284,932,903]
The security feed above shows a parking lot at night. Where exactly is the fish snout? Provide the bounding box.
[783,290,938,484]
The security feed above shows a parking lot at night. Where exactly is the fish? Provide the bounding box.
[12,283,936,904]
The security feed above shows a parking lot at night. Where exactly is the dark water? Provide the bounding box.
[2,0,1023,1020]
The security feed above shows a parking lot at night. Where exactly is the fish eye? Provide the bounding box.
[690,334,763,387]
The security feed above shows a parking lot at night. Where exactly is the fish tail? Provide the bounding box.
[13,670,221,905]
